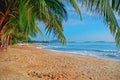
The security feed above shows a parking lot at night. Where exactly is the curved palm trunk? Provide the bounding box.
[0,9,10,51]
[0,9,10,25]
[0,9,10,37]
[0,35,10,51]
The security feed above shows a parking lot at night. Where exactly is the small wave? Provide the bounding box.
[92,49,119,53]
[36,43,120,62]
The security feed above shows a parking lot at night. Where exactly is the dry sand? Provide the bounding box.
[0,45,120,80]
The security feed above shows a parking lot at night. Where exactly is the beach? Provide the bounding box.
[0,45,120,80]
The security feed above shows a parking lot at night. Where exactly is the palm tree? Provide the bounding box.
[0,0,19,50]
[0,0,71,50]
[11,0,82,44]
[19,0,67,43]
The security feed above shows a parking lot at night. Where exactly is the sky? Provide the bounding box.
[32,3,120,42]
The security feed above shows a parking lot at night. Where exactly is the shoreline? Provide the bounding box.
[37,46,120,62]
[0,45,120,80]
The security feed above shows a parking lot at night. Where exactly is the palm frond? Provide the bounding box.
[69,0,82,20]
[112,0,120,14]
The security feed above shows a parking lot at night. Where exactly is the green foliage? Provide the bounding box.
[112,0,120,13]
[69,0,82,20]
[0,0,120,47]
[19,0,69,43]
[0,0,71,44]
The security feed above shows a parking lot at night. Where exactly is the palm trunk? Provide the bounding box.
[0,35,10,51]
[5,35,10,49]
[0,9,10,37]
[0,9,10,25]
[0,9,10,51]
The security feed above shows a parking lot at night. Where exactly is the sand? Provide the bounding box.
[0,45,120,80]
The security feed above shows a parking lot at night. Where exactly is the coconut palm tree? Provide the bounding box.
[0,0,72,50]
[19,0,68,43]
[1,0,82,45]
[0,0,19,50]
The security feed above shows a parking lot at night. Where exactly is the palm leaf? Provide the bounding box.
[69,0,82,20]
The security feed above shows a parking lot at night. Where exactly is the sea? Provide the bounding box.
[36,41,120,62]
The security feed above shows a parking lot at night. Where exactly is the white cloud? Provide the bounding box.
[63,19,85,26]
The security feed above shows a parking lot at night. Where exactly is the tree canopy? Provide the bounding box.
[0,0,120,49]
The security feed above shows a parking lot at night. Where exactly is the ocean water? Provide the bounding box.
[37,42,120,61]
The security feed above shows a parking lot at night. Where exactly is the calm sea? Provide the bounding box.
[37,42,120,61]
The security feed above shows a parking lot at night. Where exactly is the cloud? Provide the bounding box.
[63,19,85,26]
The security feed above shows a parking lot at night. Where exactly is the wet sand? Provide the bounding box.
[0,45,120,80]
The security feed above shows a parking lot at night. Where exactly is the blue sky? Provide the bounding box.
[32,4,120,42]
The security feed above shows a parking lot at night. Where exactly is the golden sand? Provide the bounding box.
[0,45,120,80]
